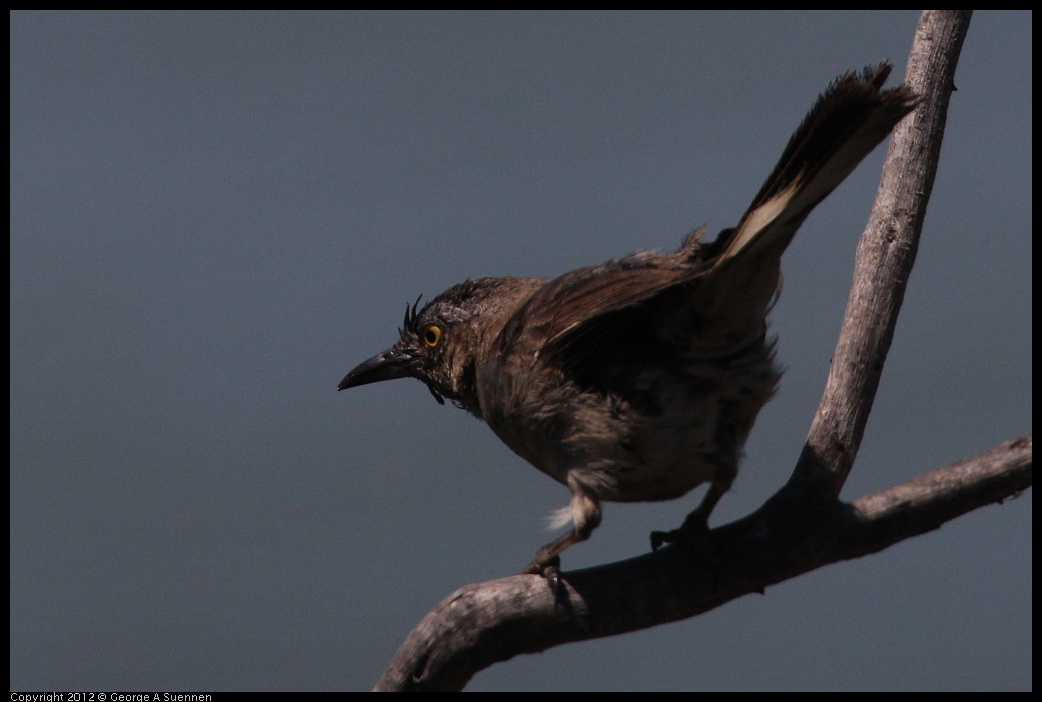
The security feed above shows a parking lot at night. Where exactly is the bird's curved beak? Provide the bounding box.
[337,347,412,391]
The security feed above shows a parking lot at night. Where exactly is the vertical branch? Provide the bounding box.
[796,10,973,494]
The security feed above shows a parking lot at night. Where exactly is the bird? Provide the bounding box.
[337,63,917,579]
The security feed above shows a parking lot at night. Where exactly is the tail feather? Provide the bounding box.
[718,63,918,265]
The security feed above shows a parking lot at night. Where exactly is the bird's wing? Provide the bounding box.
[504,63,918,381]
[499,258,694,377]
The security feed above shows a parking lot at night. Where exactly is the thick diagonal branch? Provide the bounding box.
[374,434,1030,691]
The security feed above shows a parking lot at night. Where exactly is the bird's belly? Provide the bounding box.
[481,350,779,504]
[562,406,731,503]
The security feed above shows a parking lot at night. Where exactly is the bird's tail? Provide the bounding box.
[715,63,918,267]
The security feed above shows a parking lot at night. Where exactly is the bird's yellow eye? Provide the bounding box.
[423,325,442,348]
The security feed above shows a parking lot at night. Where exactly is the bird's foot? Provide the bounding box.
[651,511,714,554]
[650,514,721,589]
[650,527,679,551]
[522,554,563,593]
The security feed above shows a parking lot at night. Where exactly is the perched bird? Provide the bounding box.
[338,64,917,577]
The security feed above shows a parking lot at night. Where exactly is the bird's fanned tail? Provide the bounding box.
[715,63,918,266]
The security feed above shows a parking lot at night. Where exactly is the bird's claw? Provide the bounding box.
[523,554,563,593]
[650,514,710,552]
[650,529,675,551]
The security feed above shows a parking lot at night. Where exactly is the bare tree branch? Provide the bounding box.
[799,10,974,495]
[374,434,1030,691]
[372,11,1030,692]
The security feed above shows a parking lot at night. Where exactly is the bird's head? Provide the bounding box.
[337,277,543,414]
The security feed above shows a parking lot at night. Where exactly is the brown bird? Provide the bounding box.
[338,64,917,578]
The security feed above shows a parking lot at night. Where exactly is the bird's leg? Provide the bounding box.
[523,478,601,590]
[650,468,734,550]
[522,532,575,590]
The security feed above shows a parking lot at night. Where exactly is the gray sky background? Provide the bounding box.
[10,11,1031,691]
